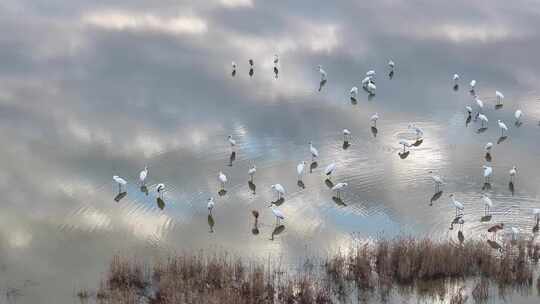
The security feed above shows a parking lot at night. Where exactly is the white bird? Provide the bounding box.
[497,120,508,136]
[156,183,165,198]
[309,142,319,160]
[343,129,351,141]
[270,205,285,224]
[248,164,257,181]
[297,161,306,180]
[470,79,477,91]
[361,76,372,87]
[370,113,379,127]
[113,175,127,192]
[514,109,523,123]
[408,124,424,140]
[271,184,285,200]
[475,98,484,112]
[139,166,148,185]
[478,113,488,127]
[228,135,236,148]
[207,197,215,214]
[366,82,376,94]
[350,86,358,99]
[495,91,504,105]
[509,166,517,182]
[218,171,228,190]
[465,105,473,115]
[428,171,444,191]
[318,65,327,81]
[449,194,464,216]
[273,54,279,65]
[331,182,348,198]
[482,194,493,216]
[366,70,376,78]
[533,208,540,222]
[484,142,493,152]
[232,61,237,70]
[453,74,460,84]
[388,60,395,69]
[324,163,336,179]
[511,226,520,241]
[483,165,493,183]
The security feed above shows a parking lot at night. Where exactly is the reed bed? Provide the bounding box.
[92,238,539,303]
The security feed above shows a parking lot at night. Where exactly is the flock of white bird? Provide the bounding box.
[111,57,540,242]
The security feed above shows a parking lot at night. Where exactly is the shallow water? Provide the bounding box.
[1,0,540,303]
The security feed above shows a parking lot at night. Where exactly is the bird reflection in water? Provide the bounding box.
[350,97,357,105]
[497,136,507,144]
[487,239,503,253]
[508,182,514,196]
[297,180,305,189]
[429,191,443,206]
[318,79,327,92]
[465,115,472,127]
[218,189,227,197]
[248,181,256,195]
[251,210,259,235]
[482,183,491,191]
[272,197,285,206]
[114,192,127,202]
[270,224,285,241]
[457,230,465,245]
[332,196,347,207]
[399,151,410,159]
[156,197,165,210]
[310,161,318,173]
[485,152,492,162]
[325,179,334,189]
[207,214,215,233]
[342,141,350,150]
[449,215,464,231]
[412,138,423,147]
[140,185,149,196]
[371,127,378,137]
[228,151,236,167]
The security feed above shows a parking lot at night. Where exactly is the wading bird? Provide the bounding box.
[139,166,148,186]
[309,142,319,160]
[482,194,493,216]
[218,171,228,190]
[331,182,348,199]
[269,204,285,224]
[231,61,237,76]
[318,65,327,81]
[483,165,493,183]
[248,164,257,182]
[343,129,351,141]
[475,98,484,114]
[509,166,517,182]
[350,86,358,100]
[429,171,444,191]
[399,140,412,153]
[297,161,306,181]
[478,113,488,127]
[228,135,236,148]
[449,194,464,216]
[113,175,127,192]
[324,163,336,180]
[485,142,493,153]
[271,184,285,200]
[207,197,215,214]
[453,74,460,85]
[465,105,473,115]
[495,91,504,105]
[497,120,508,136]
[388,60,395,70]
[470,79,477,91]
[408,124,424,140]
[370,113,379,127]
[367,82,376,94]
[514,109,523,124]
[156,183,165,198]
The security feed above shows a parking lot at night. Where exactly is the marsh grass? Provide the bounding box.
[92,238,539,303]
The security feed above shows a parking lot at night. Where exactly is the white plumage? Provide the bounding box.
[297,161,306,178]
[271,206,285,221]
[350,86,358,98]
[156,183,165,193]
[113,176,127,190]
[331,182,348,198]
[324,163,336,178]
[465,106,472,114]
[475,98,484,110]
[309,142,319,159]
[483,165,493,181]
[139,166,148,185]
[453,74,460,83]
[478,113,488,127]
[366,70,376,77]
[497,120,508,135]
[207,197,215,213]
[366,82,376,94]
[318,65,327,81]
[218,171,228,189]
[509,166,517,181]
[361,76,372,87]
[370,113,379,127]
[248,165,257,180]
[484,142,493,152]
[450,194,464,215]
[228,135,236,147]
[514,109,523,122]
[388,60,395,69]
[271,184,285,199]
[495,91,504,105]
[470,79,476,90]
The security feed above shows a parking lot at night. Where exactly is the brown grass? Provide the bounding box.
[89,238,539,303]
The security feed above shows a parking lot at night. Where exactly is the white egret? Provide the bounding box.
[483,165,493,183]
[318,65,327,81]
[453,74,460,84]
[249,59,254,67]
[465,106,473,115]
[309,142,319,160]
[366,70,376,78]
[366,82,376,94]
[370,113,379,127]
[218,171,228,190]
[271,184,285,200]
[408,124,424,140]
[361,76,372,87]
[228,135,236,148]
[388,60,395,69]
[113,175,127,192]
[514,109,523,123]
[509,166,517,182]
[475,98,484,113]
[139,166,148,185]
[324,163,336,179]
[482,194,493,216]
[449,194,464,216]
[297,161,306,181]
[495,91,504,105]
[156,183,165,198]
[343,129,351,141]
[207,197,215,214]
[428,171,444,191]
[331,182,348,199]
[497,120,508,136]
[485,142,493,152]
[248,164,257,182]
[350,86,358,99]
[273,54,279,65]
[270,205,285,224]
[478,113,488,127]
[470,79,476,91]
